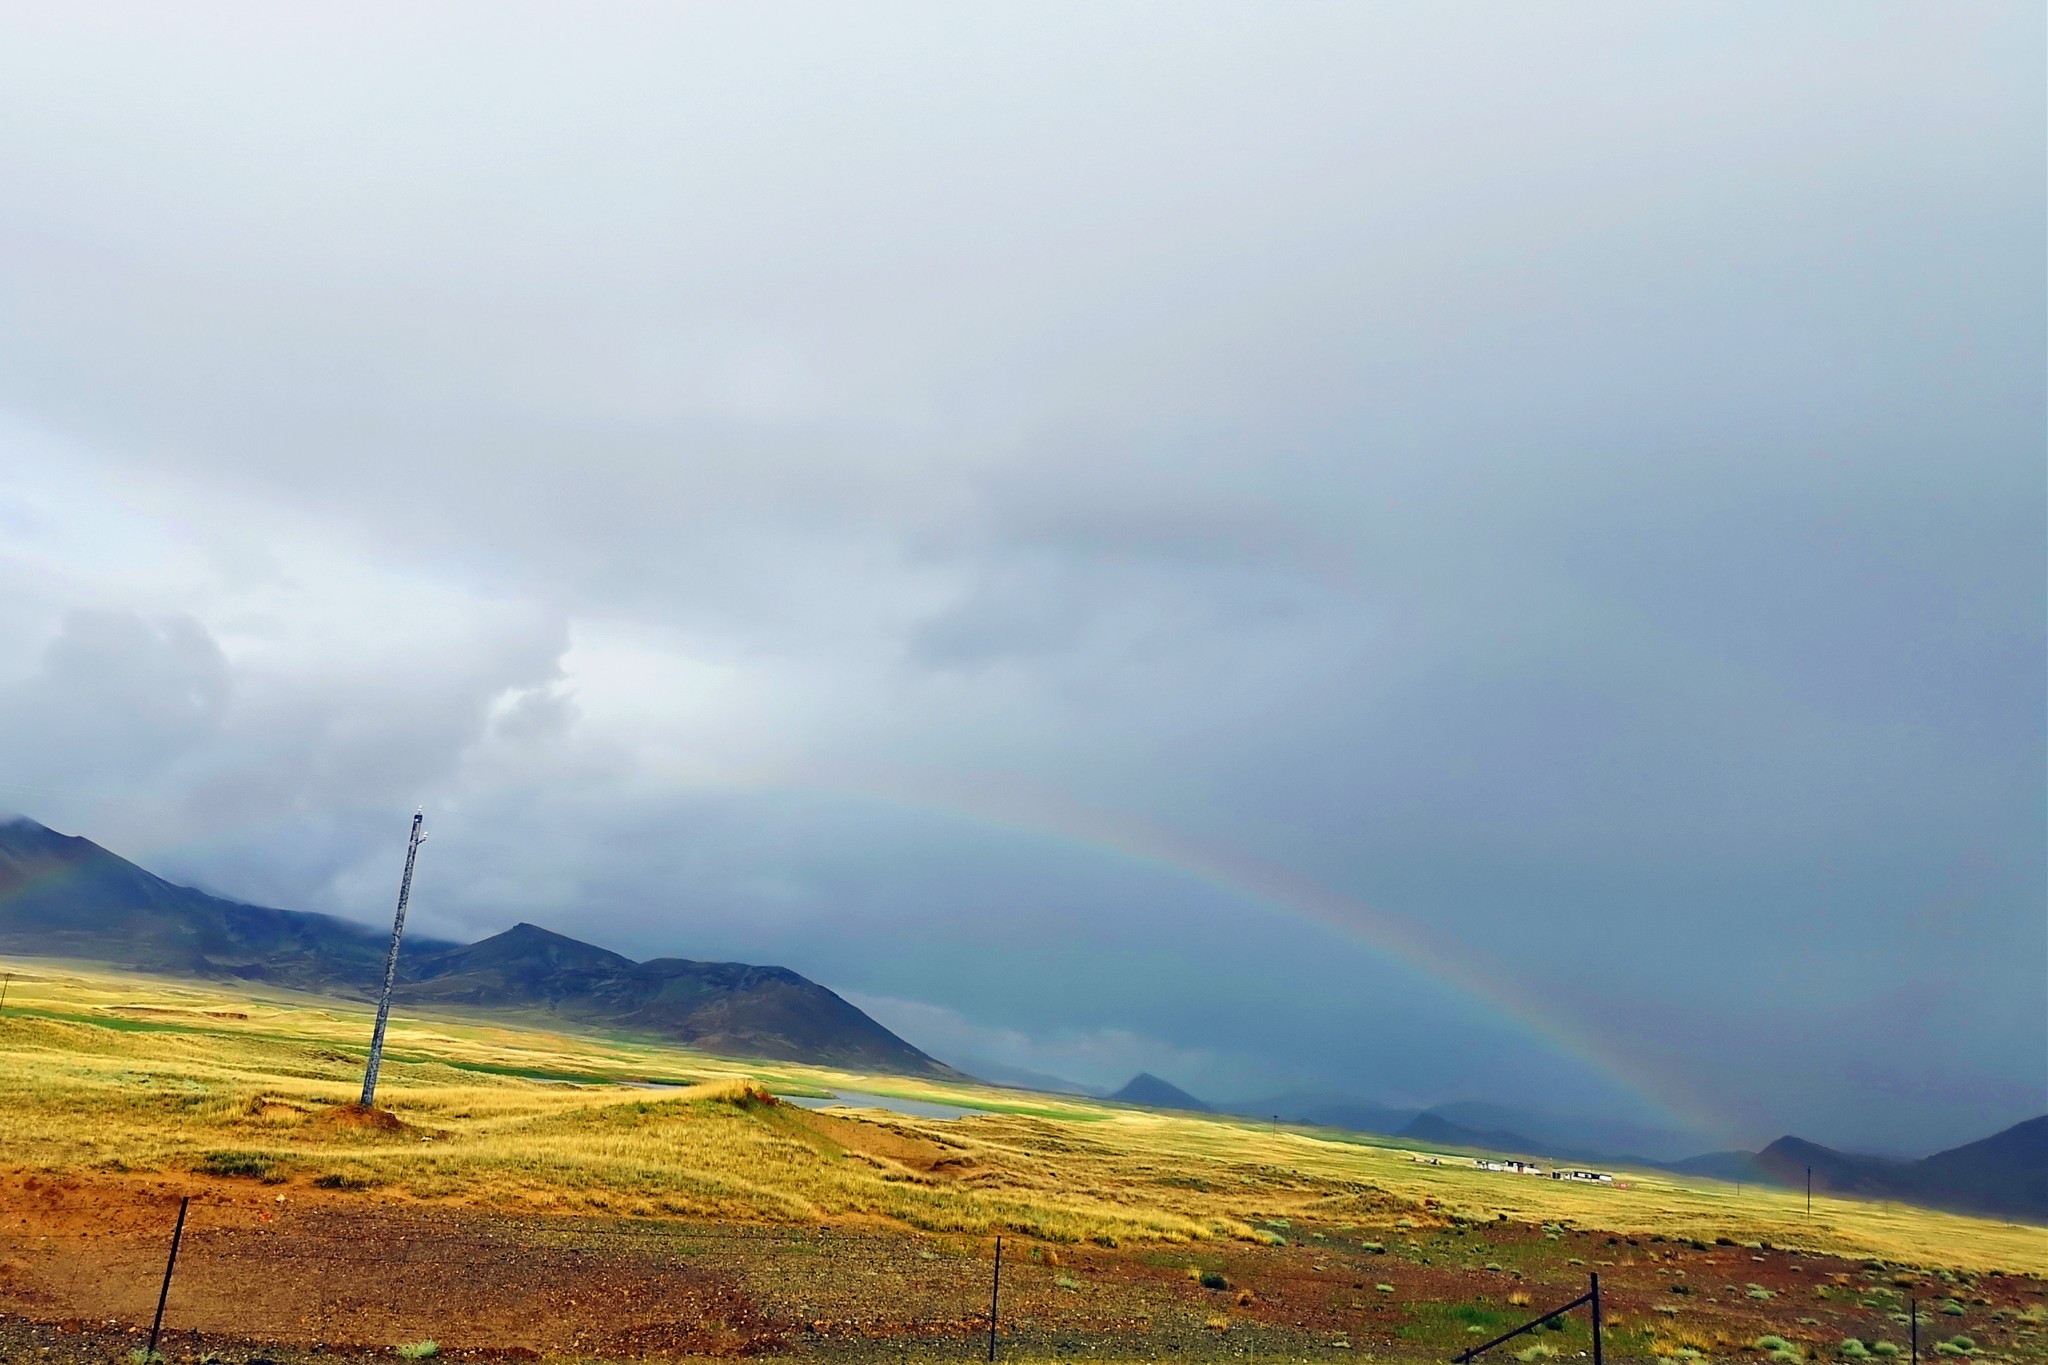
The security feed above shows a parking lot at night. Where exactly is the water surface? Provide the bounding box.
[780,1089,986,1121]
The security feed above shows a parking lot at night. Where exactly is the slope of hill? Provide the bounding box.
[1748,1119,2047,1220]
[0,816,952,1077]
[0,816,455,987]
[1111,1072,1210,1111]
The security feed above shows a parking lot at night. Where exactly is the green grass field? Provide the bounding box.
[0,954,2039,1274]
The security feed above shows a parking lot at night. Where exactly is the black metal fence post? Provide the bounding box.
[1911,1297,1918,1365]
[987,1235,1003,1362]
[147,1196,190,1360]
[1590,1272,1602,1365]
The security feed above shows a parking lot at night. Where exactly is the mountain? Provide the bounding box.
[0,816,952,1077]
[1423,1100,1706,1164]
[1399,1109,1683,1168]
[952,1056,1105,1096]
[1742,1119,2047,1220]
[400,923,952,1074]
[1111,1072,1210,1111]
[0,816,455,987]
[1399,1110,1568,1158]
[1663,1149,1774,1183]
[1241,1092,1422,1136]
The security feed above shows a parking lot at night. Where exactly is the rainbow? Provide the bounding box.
[795,767,1731,1141]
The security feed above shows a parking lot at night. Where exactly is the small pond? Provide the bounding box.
[779,1089,987,1121]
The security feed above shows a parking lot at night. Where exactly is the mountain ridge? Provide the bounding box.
[1110,1072,1210,1111]
[0,816,954,1077]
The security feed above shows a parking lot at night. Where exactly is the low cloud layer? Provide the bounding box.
[0,3,2040,1153]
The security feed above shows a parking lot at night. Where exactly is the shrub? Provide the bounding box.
[1838,1340,1870,1358]
[1508,1292,1533,1308]
[1754,1337,1794,1353]
[1872,1344,1900,1358]
[1541,1316,1566,1333]
[1940,1301,1965,1317]
[1670,1284,1692,1295]
[1055,1275,1081,1291]
[1749,1287,1777,1300]
[1516,1346,1557,1363]
[396,1345,438,1361]
[197,1150,277,1181]
[1376,1283,1395,1294]
[1200,1271,1229,1291]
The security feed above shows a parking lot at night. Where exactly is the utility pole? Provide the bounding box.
[359,810,427,1108]
[1806,1166,1812,1214]
[0,971,11,1016]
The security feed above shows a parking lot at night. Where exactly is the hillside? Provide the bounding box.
[1750,1119,2048,1221]
[0,816,952,1077]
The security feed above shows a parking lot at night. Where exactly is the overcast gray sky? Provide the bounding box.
[0,2,2040,1155]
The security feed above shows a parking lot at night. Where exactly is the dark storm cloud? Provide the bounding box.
[0,2,2038,1151]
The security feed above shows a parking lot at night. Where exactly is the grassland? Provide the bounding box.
[0,955,2039,1273]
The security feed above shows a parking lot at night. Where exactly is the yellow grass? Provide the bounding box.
[0,956,2039,1272]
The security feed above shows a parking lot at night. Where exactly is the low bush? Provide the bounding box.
[197,1150,279,1181]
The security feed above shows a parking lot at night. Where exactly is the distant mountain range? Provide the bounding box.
[1664,1122,2048,1221]
[1113,1072,2045,1223]
[0,816,953,1077]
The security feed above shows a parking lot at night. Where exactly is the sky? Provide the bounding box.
[0,2,2040,1156]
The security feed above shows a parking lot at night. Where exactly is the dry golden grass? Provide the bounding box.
[0,956,2039,1273]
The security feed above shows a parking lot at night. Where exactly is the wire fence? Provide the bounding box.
[0,1205,1707,1362]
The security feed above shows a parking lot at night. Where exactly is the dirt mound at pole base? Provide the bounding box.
[307,1103,413,1135]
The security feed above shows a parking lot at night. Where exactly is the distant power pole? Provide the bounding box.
[359,810,427,1108]
[1806,1166,1812,1214]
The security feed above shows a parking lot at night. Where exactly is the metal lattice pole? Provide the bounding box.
[359,810,427,1108]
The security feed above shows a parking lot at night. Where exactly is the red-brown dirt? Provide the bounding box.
[0,1170,2040,1362]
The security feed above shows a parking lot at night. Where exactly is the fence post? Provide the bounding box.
[987,1235,1002,1362]
[147,1196,190,1360]
[1911,1297,1918,1365]
[1590,1272,1602,1365]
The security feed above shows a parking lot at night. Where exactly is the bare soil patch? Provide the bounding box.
[0,1170,2040,1362]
